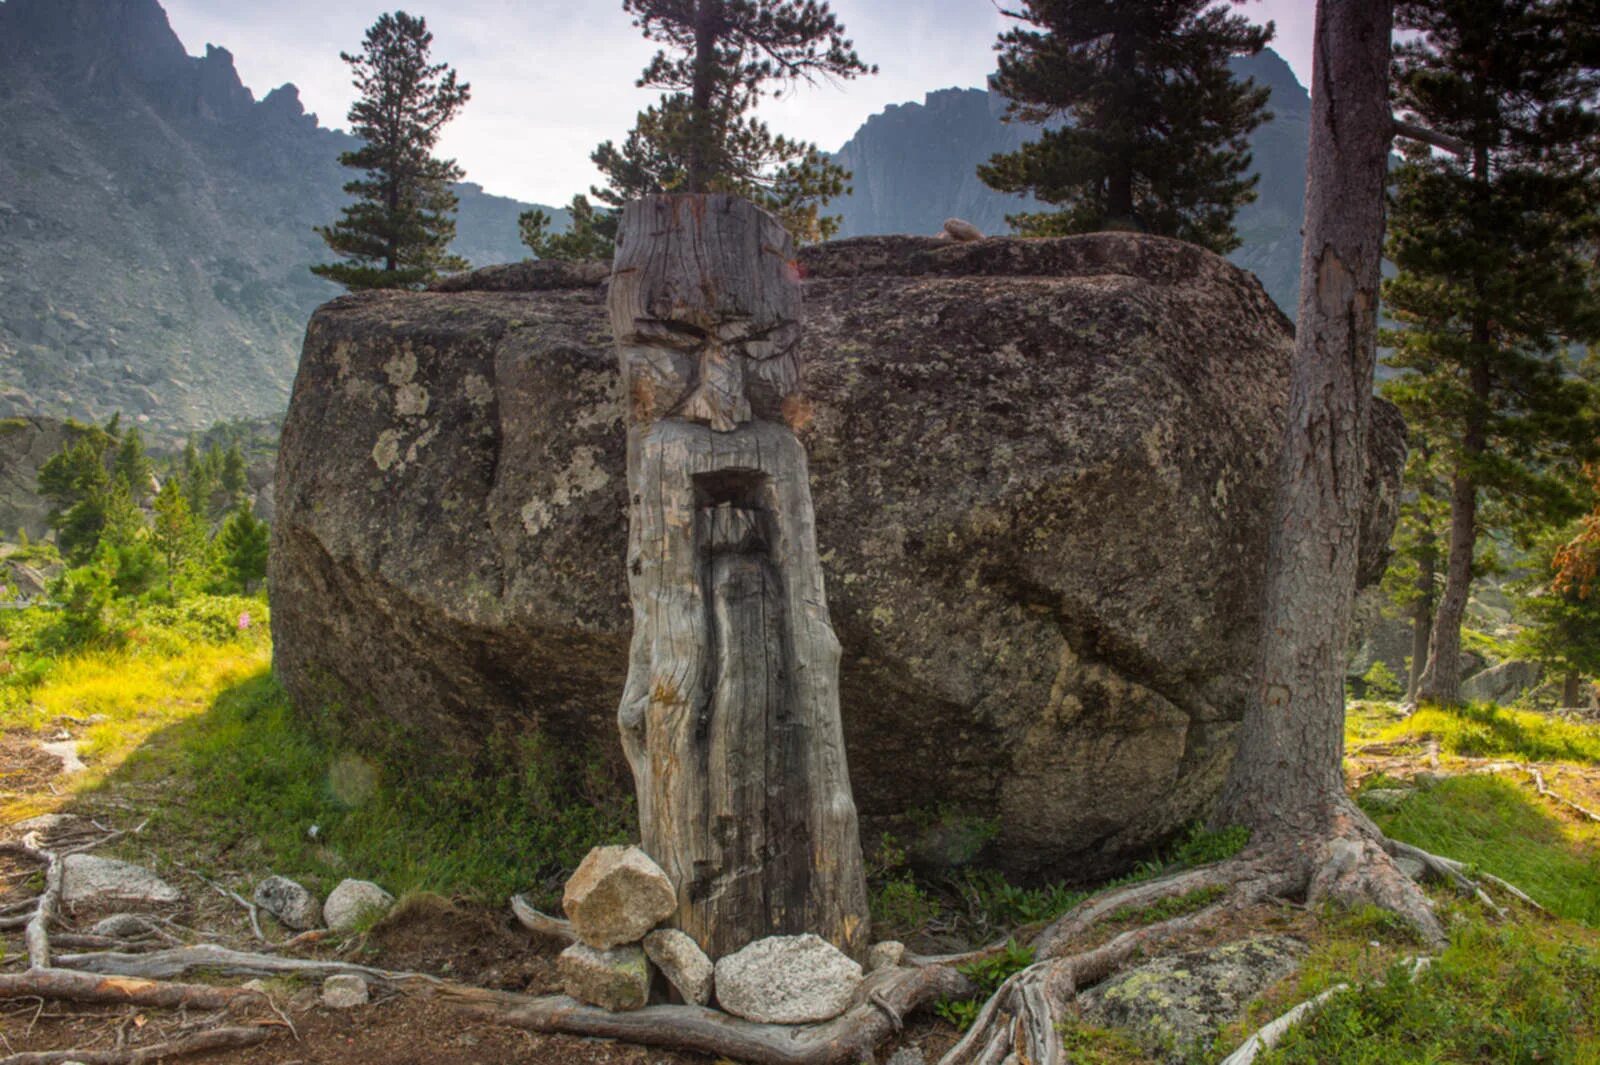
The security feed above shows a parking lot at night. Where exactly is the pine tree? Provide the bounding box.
[37,426,114,565]
[216,506,270,595]
[592,0,874,242]
[220,442,248,504]
[1390,0,1600,706]
[112,426,153,503]
[979,0,1274,252]
[151,478,203,595]
[313,11,472,290]
[519,195,618,261]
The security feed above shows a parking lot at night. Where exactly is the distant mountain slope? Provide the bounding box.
[0,0,554,436]
[828,50,1310,313]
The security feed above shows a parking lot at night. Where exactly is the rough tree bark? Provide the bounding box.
[1210,0,1443,938]
[609,193,870,961]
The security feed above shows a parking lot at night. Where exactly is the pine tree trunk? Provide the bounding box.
[1563,670,1583,708]
[687,1,720,194]
[609,195,869,961]
[1216,0,1395,837]
[1415,362,1487,705]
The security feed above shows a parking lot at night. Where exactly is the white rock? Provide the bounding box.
[643,928,714,1005]
[254,875,322,931]
[562,845,676,950]
[323,879,394,932]
[321,973,369,1008]
[713,933,863,1024]
[941,218,984,242]
[868,940,906,971]
[61,855,181,909]
[887,1048,927,1065]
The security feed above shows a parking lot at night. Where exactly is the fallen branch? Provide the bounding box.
[0,968,256,1010]
[1527,767,1600,824]
[439,964,969,1065]
[0,1024,274,1064]
[509,895,576,944]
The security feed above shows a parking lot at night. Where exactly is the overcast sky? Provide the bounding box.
[160,0,1315,207]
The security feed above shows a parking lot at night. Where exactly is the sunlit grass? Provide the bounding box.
[1362,774,1600,926]
[1346,698,1600,765]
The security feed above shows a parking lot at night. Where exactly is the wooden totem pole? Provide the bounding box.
[609,194,869,961]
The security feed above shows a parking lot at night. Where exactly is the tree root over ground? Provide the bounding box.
[935,802,1535,1065]
[2,804,1544,1065]
[436,963,971,1065]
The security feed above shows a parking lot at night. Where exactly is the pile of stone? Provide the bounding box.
[252,876,394,934]
[553,845,902,1024]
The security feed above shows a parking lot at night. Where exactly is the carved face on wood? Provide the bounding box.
[609,196,803,432]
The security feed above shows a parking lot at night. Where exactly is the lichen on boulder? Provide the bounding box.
[270,232,1405,879]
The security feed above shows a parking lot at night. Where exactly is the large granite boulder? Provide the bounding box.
[270,233,1405,878]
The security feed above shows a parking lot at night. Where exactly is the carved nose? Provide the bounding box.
[677,342,752,432]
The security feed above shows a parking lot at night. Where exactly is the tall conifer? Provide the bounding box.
[593,0,874,242]
[1389,0,1600,705]
[313,11,471,290]
[979,0,1274,252]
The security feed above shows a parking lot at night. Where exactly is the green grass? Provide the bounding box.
[116,670,634,906]
[1255,917,1600,1064]
[1362,774,1600,926]
[1,597,633,905]
[1373,701,1600,764]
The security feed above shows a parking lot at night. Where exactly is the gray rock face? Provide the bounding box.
[0,416,78,541]
[558,942,652,1012]
[562,846,676,951]
[320,973,369,1009]
[60,855,181,910]
[1079,936,1305,1062]
[322,879,393,932]
[271,232,1405,879]
[1460,660,1544,706]
[713,933,864,1024]
[90,913,157,938]
[254,875,322,931]
[643,928,715,1006]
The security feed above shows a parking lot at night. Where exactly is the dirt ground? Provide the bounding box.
[0,737,953,1065]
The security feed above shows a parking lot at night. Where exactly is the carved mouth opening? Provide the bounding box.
[694,469,769,556]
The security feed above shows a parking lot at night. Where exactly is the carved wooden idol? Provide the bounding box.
[609,194,869,961]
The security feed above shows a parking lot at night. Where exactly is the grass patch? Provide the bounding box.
[0,597,268,821]
[1364,774,1600,926]
[1253,916,1600,1064]
[117,669,633,905]
[1371,701,1600,764]
[934,939,1036,1031]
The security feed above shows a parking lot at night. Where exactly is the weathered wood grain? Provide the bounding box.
[609,195,868,960]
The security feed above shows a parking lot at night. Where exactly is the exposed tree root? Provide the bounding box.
[1218,983,1350,1065]
[1,832,65,970]
[0,1024,275,1064]
[509,895,576,944]
[0,968,257,1010]
[52,944,441,987]
[435,963,970,1065]
[938,803,1491,1065]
